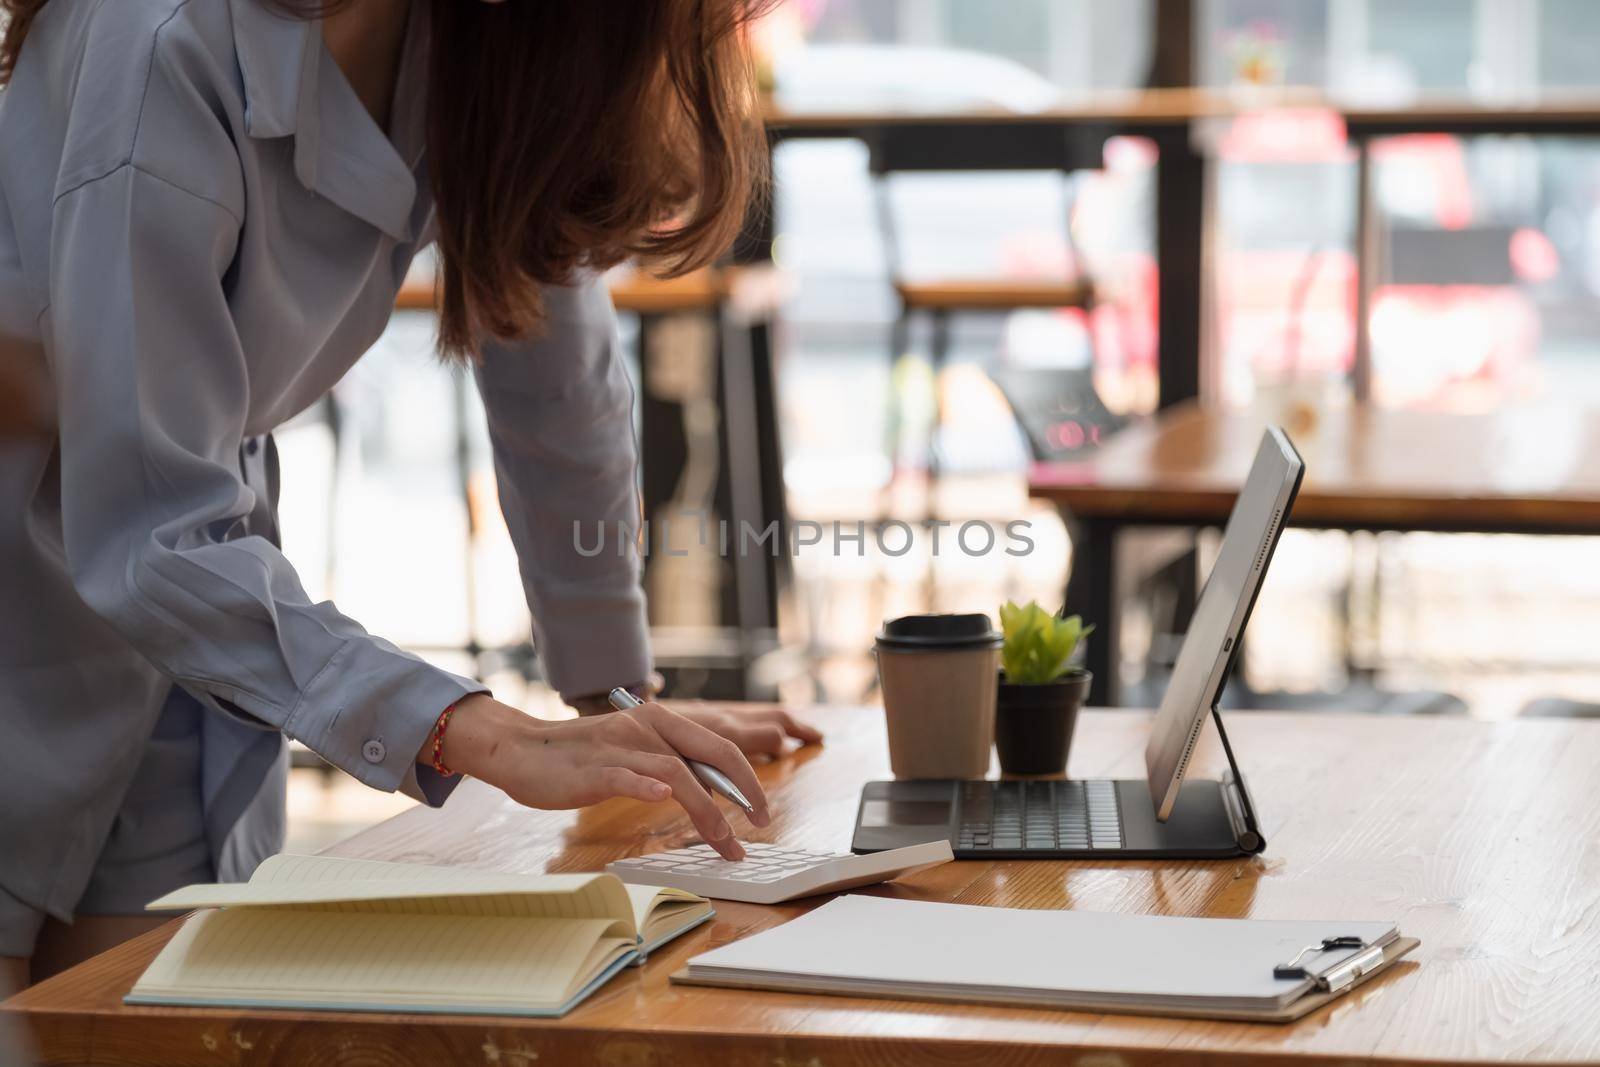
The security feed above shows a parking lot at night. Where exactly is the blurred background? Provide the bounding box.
[276,0,1600,849]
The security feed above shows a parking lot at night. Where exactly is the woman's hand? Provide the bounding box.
[664,703,823,759]
[431,695,769,860]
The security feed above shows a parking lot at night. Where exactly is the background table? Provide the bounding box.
[8,703,1600,1065]
[1031,400,1600,704]
[768,89,1600,411]
[765,87,1225,409]
[393,92,1600,693]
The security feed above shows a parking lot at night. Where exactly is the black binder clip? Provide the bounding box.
[1274,936,1387,992]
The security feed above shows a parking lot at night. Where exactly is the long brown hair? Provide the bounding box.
[1,0,771,360]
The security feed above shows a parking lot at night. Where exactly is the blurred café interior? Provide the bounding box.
[269,0,1600,847]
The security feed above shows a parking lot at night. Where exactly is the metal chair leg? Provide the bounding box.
[868,306,913,626]
[452,369,483,679]
[923,308,954,611]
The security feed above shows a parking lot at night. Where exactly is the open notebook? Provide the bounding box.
[677,895,1418,1023]
[127,854,714,1017]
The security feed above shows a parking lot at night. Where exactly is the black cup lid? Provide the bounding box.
[875,613,1002,651]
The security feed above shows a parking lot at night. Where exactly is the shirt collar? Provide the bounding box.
[229,0,423,241]
[229,0,319,141]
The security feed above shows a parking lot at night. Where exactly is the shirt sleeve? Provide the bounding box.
[46,163,485,806]
[473,275,653,702]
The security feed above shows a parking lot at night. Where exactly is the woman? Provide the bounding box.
[0,0,815,991]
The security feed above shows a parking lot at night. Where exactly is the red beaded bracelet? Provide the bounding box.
[430,702,458,777]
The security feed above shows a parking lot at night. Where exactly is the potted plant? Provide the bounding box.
[995,600,1094,776]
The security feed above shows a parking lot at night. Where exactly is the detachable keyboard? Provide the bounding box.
[955,779,1125,853]
[851,777,1257,860]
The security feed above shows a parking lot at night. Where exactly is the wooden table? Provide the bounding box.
[9,703,1600,1065]
[1031,400,1600,704]
[766,88,1217,408]
[767,88,1600,411]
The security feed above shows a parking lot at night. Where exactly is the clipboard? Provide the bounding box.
[669,896,1421,1024]
[672,937,1419,1023]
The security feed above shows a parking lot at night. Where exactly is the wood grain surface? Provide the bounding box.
[395,267,730,315]
[765,86,1600,133]
[894,278,1092,310]
[1031,400,1600,534]
[8,703,1600,1065]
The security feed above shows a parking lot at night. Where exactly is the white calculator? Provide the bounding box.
[606,839,953,904]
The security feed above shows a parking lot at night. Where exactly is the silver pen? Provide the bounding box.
[607,688,755,813]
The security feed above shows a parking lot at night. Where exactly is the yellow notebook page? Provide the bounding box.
[148,854,640,932]
[623,883,713,943]
[132,908,634,1012]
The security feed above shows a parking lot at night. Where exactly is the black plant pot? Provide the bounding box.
[995,670,1091,776]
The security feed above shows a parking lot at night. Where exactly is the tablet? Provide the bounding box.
[1143,427,1304,820]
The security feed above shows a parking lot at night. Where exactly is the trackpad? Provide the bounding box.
[860,798,950,828]
[852,781,958,852]
[1117,779,1242,855]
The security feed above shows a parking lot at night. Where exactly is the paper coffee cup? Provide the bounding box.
[875,613,1002,779]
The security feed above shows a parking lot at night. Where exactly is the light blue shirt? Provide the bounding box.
[0,0,651,919]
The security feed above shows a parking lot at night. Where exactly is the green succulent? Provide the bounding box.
[999,600,1094,685]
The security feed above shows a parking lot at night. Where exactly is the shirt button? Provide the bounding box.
[245,437,260,456]
[362,739,387,764]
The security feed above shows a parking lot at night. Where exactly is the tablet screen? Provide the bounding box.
[1142,428,1303,820]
